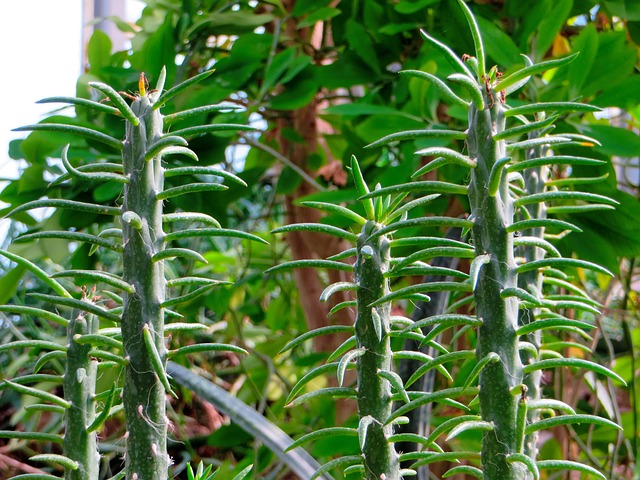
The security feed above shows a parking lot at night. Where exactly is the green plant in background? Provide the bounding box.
[0,69,263,479]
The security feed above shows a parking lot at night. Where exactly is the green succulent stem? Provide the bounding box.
[354,220,400,480]
[467,89,525,479]
[121,91,169,479]
[63,309,99,480]
[517,133,548,460]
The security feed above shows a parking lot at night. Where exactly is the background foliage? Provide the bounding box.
[1,0,639,478]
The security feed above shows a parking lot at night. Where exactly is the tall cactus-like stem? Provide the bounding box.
[354,220,400,480]
[64,307,99,480]
[518,138,548,460]
[121,94,170,478]
[467,91,525,479]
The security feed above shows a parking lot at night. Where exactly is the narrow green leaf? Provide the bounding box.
[73,334,123,350]
[61,144,127,184]
[462,352,500,390]
[0,250,71,298]
[320,282,357,303]
[164,103,242,124]
[508,218,581,233]
[525,414,621,434]
[87,384,117,433]
[446,420,493,441]
[507,135,571,150]
[443,466,483,478]
[30,453,79,470]
[501,287,541,305]
[162,285,219,308]
[157,183,228,201]
[165,227,268,244]
[52,270,134,293]
[14,231,123,253]
[506,453,539,480]
[370,282,471,307]
[371,217,473,240]
[360,182,468,202]
[456,0,485,79]
[143,324,177,398]
[272,223,357,242]
[169,123,257,138]
[299,201,367,226]
[365,129,466,149]
[523,358,625,384]
[507,155,606,172]
[279,325,354,354]
[493,115,558,140]
[385,195,441,223]
[164,166,246,186]
[447,73,484,110]
[424,415,482,446]
[517,257,613,277]
[89,81,139,125]
[528,399,576,415]
[231,465,253,480]
[160,146,199,162]
[164,322,208,333]
[286,387,357,408]
[163,212,221,227]
[5,380,70,408]
[350,156,374,219]
[496,53,578,92]
[420,29,475,78]
[37,96,120,115]
[152,248,208,264]
[391,246,474,273]
[514,191,617,208]
[287,363,341,404]
[469,254,490,291]
[0,305,68,327]
[24,404,66,415]
[413,147,476,171]
[265,259,353,275]
[504,102,601,117]
[406,352,476,388]
[310,456,363,480]
[29,293,121,323]
[13,123,122,150]
[537,460,606,480]
[399,70,469,108]
[487,157,511,197]
[0,430,63,444]
[378,370,410,404]
[327,336,357,362]
[337,348,365,386]
[145,135,188,161]
[7,198,121,218]
[168,343,248,357]
[514,236,561,257]
[0,339,67,354]
[154,69,215,109]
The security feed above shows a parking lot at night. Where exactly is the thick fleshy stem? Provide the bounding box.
[467,89,525,479]
[64,306,99,480]
[121,93,169,479]
[518,136,548,460]
[354,220,400,480]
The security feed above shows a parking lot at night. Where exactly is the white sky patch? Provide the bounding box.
[0,1,83,180]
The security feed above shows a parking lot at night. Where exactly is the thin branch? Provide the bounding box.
[240,136,327,192]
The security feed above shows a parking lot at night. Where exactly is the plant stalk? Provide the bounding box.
[467,90,525,479]
[121,94,169,479]
[355,220,400,480]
